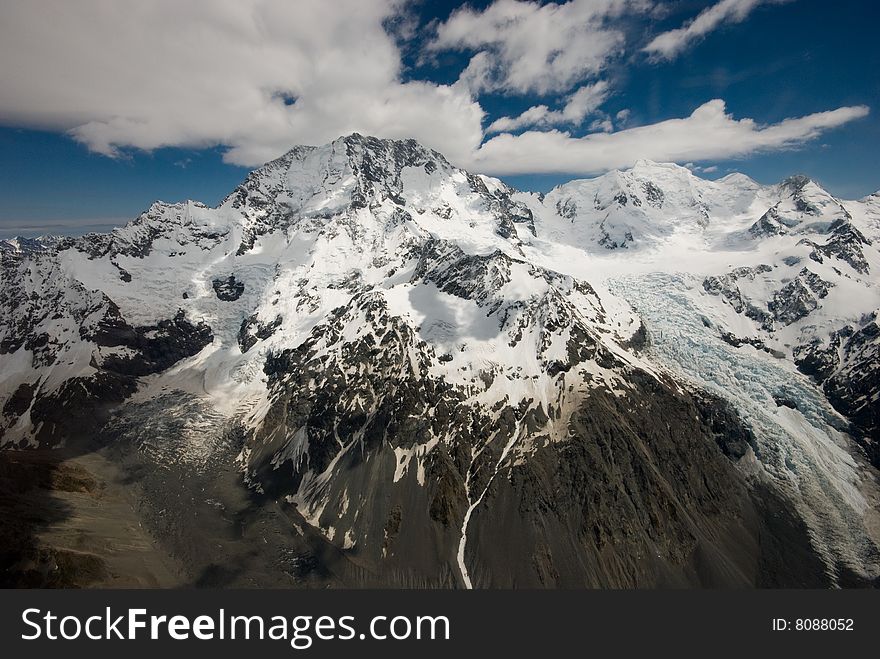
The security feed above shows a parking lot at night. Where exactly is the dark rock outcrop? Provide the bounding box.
[212,275,245,301]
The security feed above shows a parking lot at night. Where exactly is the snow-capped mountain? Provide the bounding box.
[1,134,878,588]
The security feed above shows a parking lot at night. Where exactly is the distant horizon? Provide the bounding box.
[2,143,876,239]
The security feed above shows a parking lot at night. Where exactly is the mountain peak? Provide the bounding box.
[717,172,759,187]
[221,133,455,217]
[336,132,450,170]
[625,160,700,186]
[259,133,448,178]
[780,174,813,192]
[629,159,691,174]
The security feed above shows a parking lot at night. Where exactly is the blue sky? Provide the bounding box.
[0,0,877,236]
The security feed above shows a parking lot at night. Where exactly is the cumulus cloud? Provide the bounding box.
[0,0,866,181]
[431,0,647,95]
[487,82,610,133]
[0,0,484,166]
[643,0,790,61]
[615,108,632,126]
[589,117,615,133]
[685,163,720,174]
[469,100,869,175]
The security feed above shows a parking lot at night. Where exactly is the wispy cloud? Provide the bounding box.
[643,0,792,61]
[470,100,869,174]
[487,82,610,133]
[431,0,648,95]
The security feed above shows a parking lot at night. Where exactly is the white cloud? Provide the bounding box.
[487,106,555,134]
[468,100,869,174]
[0,0,865,183]
[0,0,484,166]
[643,0,790,61]
[565,83,614,124]
[431,0,647,95]
[685,163,720,174]
[487,82,610,133]
[589,117,615,133]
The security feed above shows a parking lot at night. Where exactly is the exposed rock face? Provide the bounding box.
[795,316,880,466]
[704,266,834,331]
[719,332,785,358]
[212,275,245,301]
[768,269,833,326]
[238,314,283,353]
[703,265,774,330]
[824,319,879,451]
[749,205,798,237]
[463,384,830,588]
[1,135,879,588]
